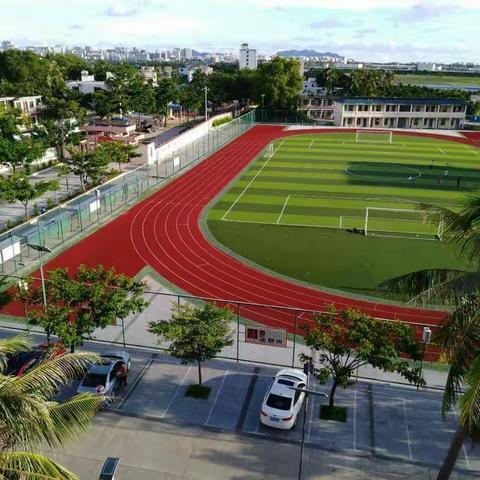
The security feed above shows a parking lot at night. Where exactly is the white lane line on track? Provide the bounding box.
[276,195,290,224]
[128,131,444,326]
[221,139,285,221]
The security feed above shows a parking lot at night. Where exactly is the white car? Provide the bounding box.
[76,350,131,396]
[260,368,308,430]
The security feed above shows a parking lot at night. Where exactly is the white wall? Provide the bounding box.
[144,113,232,165]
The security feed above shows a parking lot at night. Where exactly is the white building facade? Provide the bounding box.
[334,98,466,130]
[0,95,43,121]
[66,70,108,94]
[239,43,257,70]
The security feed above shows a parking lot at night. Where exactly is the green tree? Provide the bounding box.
[64,148,110,191]
[0,108,47,173]
[0,173,59,220]
[0,334,103,479]
[255,57,303,109]
[178,86,203,120]
[302,306,424,408]
[149,303,233,385]
[97,141,140,172]
[19,265,147,352]
[380,196,480,479]
[154,78,178,126]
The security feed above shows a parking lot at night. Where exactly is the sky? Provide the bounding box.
[1,0,479,63]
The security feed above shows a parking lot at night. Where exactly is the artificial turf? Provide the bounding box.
[207,132,475,297]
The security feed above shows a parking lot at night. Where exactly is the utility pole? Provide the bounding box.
[204,86,209,122]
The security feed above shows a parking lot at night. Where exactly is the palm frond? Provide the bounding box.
[13,352,99,398]
[420,198,480,266]
[0,335,32,373]
[43,394,104,447]
[459,355,480,434]
[378,269,468,304]
[0,451,77,480]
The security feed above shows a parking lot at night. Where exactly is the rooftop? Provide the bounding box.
[336,97,467,106]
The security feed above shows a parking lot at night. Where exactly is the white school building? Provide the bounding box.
[334,97,467,130]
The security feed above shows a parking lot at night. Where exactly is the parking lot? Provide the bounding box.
[113,354,479,474]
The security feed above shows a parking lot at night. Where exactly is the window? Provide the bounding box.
[413,105,422,112]
[266,394,292,410]
[344,104,354,112]
[399,104,411,112]
[440,106,449,113]
[358,104,369,112]
[440,119,447,126]
[374,118,381,126]
[374,105,382,112]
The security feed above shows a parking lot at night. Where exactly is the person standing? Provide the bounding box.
[117,362,128,387]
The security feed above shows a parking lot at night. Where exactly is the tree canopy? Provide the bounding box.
[18,265,147,351]
[302,306,424,407]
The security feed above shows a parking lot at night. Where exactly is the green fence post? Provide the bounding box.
[237,303,241,362]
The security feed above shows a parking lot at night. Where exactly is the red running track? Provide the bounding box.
[6,125,478,343]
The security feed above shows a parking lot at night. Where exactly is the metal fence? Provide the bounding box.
[0,111,255,277]
[0,284,449,392]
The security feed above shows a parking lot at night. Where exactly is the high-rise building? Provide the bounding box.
[181,48,193,59]
[239,43,257,70]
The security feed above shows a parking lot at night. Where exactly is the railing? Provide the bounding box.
[0,111,255,277]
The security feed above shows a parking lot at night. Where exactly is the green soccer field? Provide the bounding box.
[206,132,479,298]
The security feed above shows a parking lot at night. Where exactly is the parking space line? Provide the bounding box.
[353,390,357,451]
[402,398,413,461]
[204,369,228,426]
[116,353,157,410]
[367,384,376,455]
[236,366,260,432]
[453,409,470,468]
[160,366,192,419]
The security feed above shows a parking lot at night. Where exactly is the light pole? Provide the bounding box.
[292,361,328,480]
[261,94,265,122]
[16,278,30,332]
[233,100,238,118]
[26,243,52,340]
[418,326,432,389]
[204,86,209,123]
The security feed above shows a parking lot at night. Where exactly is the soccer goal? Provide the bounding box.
[364,207,444,240]
[355,130,393,145]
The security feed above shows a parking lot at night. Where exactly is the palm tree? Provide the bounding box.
[380,195,480,479]
[0,335,103,479]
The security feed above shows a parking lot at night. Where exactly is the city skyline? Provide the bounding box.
[1,0,480,63]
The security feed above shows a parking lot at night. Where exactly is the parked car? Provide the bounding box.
[5,342,66,376]
[76,350,131,396]
[260,368,307,430]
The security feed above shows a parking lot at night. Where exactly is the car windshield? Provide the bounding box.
[81,373,107,388]
[266,393,292,410]
[277,379,295,386]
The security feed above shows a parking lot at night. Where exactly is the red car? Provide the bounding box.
[6,342,66,376]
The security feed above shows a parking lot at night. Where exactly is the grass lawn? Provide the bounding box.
[206,132,476,298]
[394,73,480,88]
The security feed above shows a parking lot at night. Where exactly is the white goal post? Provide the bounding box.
[355,130,393,145]
[364,207,444,239]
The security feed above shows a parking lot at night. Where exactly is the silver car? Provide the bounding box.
[77,350,131,396]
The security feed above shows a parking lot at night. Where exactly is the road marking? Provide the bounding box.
[221,140,285,221]
[402,398,413,461]
[204,369,228,426]
[276,195,291,224]
[160,366,192,419]
[353,390,357,451]
[453,408,470,467]
[437,146,447,156]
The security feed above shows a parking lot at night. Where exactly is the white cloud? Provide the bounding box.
[242,0,480,10]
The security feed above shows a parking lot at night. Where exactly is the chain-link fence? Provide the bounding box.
[0,111,255,277]
[0,284,449,392]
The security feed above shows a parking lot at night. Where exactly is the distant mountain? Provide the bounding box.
[276,49,343,58]
[192,50,208,57]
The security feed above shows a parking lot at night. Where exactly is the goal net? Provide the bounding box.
[364,207,444,240]
[355,130,393,145]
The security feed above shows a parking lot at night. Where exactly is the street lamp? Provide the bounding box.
[26,243,52,330]
[261,93,265,122]
[233,100,239,118]
[418,326,432,389]
[204,86,209,122]
[291,361,328,480]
